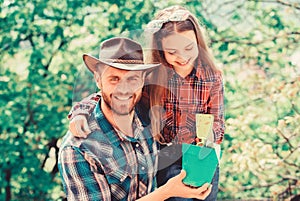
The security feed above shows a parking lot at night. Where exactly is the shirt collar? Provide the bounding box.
[168,65,201,80]
[114,113,144,142]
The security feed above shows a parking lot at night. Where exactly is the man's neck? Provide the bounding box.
[101,100,135,137]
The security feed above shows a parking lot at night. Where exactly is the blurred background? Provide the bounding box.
[0,0,299,200]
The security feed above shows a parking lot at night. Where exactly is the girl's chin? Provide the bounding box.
[174,63,193,69]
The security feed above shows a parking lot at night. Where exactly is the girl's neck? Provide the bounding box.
[173,64,193,78]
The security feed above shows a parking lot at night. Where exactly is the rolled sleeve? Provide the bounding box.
[68,93,100,120]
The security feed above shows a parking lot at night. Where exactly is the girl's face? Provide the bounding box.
[161,30,198,77]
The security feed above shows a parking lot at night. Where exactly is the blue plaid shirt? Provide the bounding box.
[59,101,158,201]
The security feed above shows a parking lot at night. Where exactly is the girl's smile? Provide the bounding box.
[162,30,198,77]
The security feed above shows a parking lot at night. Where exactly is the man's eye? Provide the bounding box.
[110,77,119,82]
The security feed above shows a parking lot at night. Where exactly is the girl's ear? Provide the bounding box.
[94,72,101,89]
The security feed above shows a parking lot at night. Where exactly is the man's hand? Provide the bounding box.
[69,115,91,138]
[162,170,212,200]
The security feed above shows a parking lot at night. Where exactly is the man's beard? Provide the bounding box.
[101,92,141,115]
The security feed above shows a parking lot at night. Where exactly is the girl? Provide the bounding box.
[69,5,225,201]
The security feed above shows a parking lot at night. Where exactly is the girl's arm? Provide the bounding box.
[68,93,100,120]
[68,93,99,138]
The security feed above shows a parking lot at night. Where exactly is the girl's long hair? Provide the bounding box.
[145,5,220,143]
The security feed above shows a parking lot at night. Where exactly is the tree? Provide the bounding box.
[0,0,299,200]
[192,0,300,199]
[0,0,154,200]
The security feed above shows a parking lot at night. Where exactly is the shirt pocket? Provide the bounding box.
[191,81,214,113]
[100,154,132,184]
[105,169,131,200]
[105,168,130,184]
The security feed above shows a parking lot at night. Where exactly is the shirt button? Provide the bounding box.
[141,166,145,170]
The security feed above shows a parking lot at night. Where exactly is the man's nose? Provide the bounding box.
[114,80,132,94]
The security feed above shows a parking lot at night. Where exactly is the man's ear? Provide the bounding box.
[94,71,101,89]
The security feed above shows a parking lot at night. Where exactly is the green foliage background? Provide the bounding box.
[0,0,299,200]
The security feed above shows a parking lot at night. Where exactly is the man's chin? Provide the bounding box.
[111,107,134,116]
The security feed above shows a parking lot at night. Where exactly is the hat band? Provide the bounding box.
[105,59,144,64]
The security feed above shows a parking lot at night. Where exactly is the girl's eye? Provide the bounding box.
[167,51,176,55]
[128,77,138,81]
[186,46,193,51]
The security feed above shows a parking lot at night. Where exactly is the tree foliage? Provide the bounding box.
[0,0,299,200]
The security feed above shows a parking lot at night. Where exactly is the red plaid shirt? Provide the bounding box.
[162,66,225,144]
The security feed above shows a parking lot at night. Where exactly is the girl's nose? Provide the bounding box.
[176,54,188,63]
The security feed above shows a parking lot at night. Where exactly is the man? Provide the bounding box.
[58,37,211,201]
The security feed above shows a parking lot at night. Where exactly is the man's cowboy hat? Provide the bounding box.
[83,37,160,72]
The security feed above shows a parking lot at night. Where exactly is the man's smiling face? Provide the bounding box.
[96,66,145,115]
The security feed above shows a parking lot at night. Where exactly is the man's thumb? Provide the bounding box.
[179,170,187,180]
